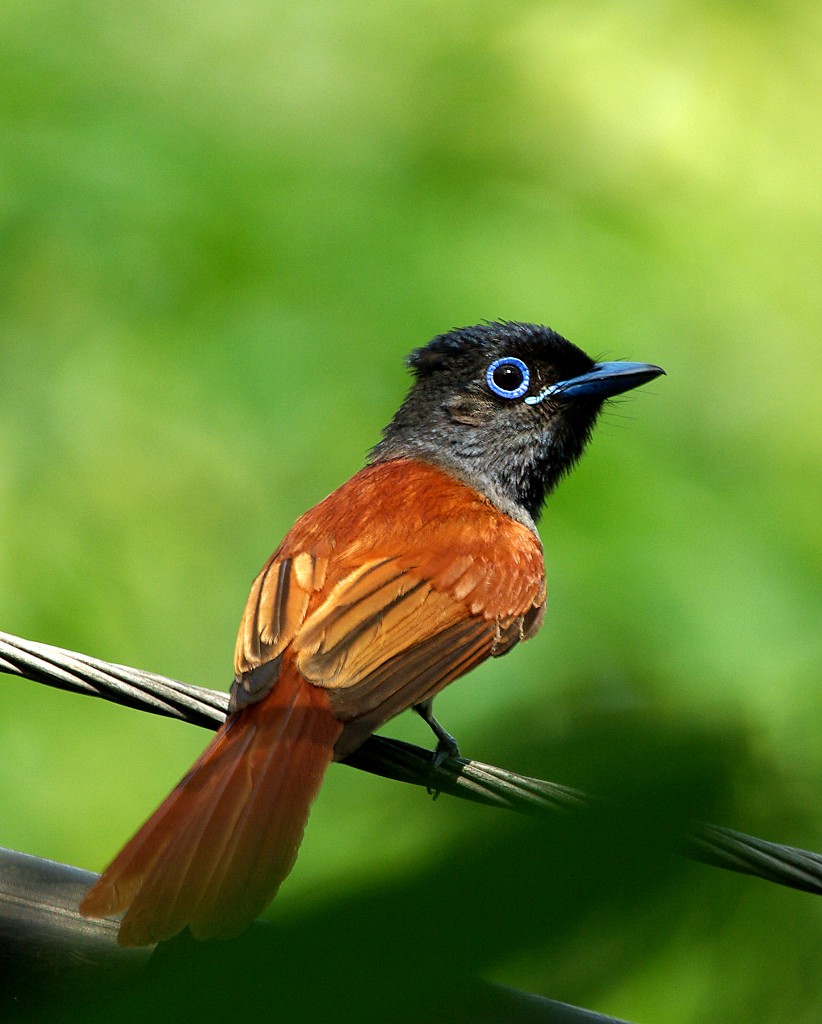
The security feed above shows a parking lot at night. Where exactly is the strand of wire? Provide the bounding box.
[3,629,822,896]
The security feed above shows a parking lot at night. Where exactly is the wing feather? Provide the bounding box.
[330,617,497,758]
[298,558,408,656]
[297,578,464,688]
[232,553,325,705]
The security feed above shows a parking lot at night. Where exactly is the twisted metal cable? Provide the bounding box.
[3,629,821,896]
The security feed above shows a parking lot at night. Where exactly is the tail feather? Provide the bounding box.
[188,688,318,937]
[117,720,260,945]
[80,665,342,946]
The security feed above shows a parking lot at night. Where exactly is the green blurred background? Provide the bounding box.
[1,1,821,1020]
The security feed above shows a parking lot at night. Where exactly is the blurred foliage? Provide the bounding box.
[1,0,821,1021]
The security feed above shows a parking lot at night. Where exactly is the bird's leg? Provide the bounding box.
[414,699,460,771]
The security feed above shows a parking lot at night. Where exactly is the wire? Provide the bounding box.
[3,629,822,896]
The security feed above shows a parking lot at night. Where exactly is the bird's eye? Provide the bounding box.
[486,357,530,400]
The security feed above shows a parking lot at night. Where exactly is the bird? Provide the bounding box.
[79,321,664,946]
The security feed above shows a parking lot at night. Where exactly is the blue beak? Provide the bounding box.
[525,361,665,405]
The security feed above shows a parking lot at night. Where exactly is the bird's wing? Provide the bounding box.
[299,531,545,756]
[230,460,545,728]
[233,545,543,734]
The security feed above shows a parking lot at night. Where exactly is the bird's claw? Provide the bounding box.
[426,732,460,797]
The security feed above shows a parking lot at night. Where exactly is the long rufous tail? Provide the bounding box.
[80,664,342,946]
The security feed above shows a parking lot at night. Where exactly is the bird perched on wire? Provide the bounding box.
[80,321,664,946]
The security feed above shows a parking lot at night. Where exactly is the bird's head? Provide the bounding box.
[371,321,664,526]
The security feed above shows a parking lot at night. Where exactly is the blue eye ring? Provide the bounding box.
[485,357,530,400]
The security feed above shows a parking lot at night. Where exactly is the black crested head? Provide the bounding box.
[370,322,663,527]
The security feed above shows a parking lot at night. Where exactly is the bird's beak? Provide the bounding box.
[524,361,665,405]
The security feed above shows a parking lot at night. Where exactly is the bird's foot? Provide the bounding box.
[414,700,461,796]
[425,727,460,798]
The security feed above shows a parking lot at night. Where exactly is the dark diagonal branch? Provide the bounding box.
[3,629,822,897]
